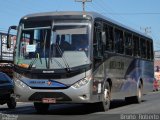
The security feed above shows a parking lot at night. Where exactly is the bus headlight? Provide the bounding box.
[15,78,28,88]
[72,76,91,89]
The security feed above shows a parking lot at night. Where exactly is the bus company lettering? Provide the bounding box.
[30,81,45,84]
[109,61,124,69]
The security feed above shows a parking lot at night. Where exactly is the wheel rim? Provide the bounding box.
[138,87,142,99]
[104,88,110,105]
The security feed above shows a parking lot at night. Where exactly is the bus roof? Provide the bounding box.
[21,11,152,40]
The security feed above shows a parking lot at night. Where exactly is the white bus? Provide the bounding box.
[7,12,154,113]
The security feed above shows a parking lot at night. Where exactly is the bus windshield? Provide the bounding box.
[16,24,91,70]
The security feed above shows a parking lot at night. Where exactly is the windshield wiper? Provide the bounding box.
[28,53,40,69]
[55,43,71,72]
[43,30,49,68]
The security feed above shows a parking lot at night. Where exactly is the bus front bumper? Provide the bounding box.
[13,79,94,103]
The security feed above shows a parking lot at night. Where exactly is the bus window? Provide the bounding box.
[150,41,154,60]
[19,31,30,58]
[140,38,147,59]
[20,29,51,59]
[105,25,114,52]
[125,32,133,56]
[115,28,124,54]
[93,21,103,69]
[59,35,71,51]
[147,40,151,60]
[133,36,140,57]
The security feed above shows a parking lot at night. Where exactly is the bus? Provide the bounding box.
[7,11,154,113]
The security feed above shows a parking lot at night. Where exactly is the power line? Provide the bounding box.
[94,0,111,13]
[87,0,160,50]
[89,2,105,13]
[92,1,107,13]
[102,12,160,15]
[0,30,8,33]
[0,28,7,30]
[90,0,142,29]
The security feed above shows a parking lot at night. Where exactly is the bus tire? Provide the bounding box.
[134,83,143,103]
[98,81,111,111]
[7,97,16,109]
[34,102,49,114]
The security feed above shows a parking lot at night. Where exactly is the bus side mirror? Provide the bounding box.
[7,25,17,48]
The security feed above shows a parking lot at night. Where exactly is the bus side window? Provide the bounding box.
[115,28,124,54]
[125,32,133,56]
[20,31,31,58]
[140,38,147,59]
[147,40,154,60]
[150,42,154,60]
[105,25,114,52]
[133,36,140,57]
[93,21,103,69]
[147,40,151,60]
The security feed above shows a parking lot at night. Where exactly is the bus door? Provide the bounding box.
[93,21,106,94]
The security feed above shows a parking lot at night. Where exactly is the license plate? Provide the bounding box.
[42,98,56,103]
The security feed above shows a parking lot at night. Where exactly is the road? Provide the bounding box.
[0,91,160,120]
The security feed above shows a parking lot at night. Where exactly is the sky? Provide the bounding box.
[0,0,160,50]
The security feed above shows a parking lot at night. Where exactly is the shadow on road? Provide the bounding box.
[0,99,146,115]
[37,99,146,115]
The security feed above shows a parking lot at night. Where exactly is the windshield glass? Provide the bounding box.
[50,24,90,69]
[15,24,91,70]
[16,27,51,69]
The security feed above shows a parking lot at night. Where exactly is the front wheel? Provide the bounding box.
[7,97,16,109]
[98,82,111,111]
[34,102,49,114]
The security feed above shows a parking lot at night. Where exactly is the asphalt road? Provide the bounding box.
[0,91,160,120]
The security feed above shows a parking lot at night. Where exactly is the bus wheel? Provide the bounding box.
[7,97,16,109]
[98,82,111,111]
[34,102,49,114]
[134,83,142,103]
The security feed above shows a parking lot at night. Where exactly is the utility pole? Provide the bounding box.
[75,0,92,13]
[140,27,151,35]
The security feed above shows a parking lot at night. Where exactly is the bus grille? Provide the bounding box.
[28,92,72,101]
